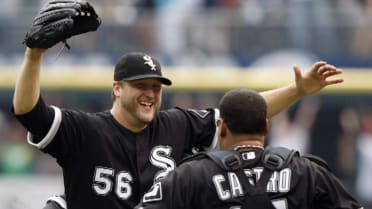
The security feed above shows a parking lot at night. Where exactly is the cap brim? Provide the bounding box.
[122,75,172,86]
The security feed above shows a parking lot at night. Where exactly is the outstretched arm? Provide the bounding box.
[261,61,343,118]
[13,48,46,114]
[14,0,100,115]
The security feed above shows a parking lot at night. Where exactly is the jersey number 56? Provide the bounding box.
[92,167,133,200]
[91,146,176,200]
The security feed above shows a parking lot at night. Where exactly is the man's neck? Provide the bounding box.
[110,106,147,133]
[228,136,265,152]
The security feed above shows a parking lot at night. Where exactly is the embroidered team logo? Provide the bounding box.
[142,182,163,203]
[143,55,157,71]
[150,146,176,183]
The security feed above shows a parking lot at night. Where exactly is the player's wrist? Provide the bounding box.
[25,47,46,59]
[289,83,304,99]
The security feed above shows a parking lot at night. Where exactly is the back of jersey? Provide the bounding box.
[136,148,363,209]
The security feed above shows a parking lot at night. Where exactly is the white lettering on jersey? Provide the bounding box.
[92,167,134,200]
[277,169,291,192]
[212,168,292,201]
[116,171,133,199]
[264,168,291,192]
[267,171,279,192]
[243,169,256,185]
[213,175,231,200]
[93,167,114,195]
[150,146,176,182]
[142,182,163,203]
[228,172,244,198]
[272,198,288,209]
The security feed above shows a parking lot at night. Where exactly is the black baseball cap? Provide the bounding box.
[114,52,172,86]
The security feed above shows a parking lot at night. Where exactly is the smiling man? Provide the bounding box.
[110,53,171,132]
[14,0,347,207]
[13,48,344,209]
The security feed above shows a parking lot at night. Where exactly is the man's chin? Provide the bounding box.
[139,113,155,124]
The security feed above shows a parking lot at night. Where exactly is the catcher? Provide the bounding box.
[15,0,345,209]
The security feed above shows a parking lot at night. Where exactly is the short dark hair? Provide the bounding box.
[219,88,267,135]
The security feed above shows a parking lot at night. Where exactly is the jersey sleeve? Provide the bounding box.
[13,96,90,165]
[312,162,363,209]
[173,107,220,152]
[13,96,58,147]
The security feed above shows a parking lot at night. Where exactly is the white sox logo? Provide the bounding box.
[92,145,175,200]
[150,145,176,183]
[142,182,163,203]
[143,55,157,71]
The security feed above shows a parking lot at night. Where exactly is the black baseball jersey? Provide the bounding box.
[135,149,363,209]
[14,97,218,209]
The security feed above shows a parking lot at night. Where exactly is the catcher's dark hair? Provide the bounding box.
[219,88,267,135]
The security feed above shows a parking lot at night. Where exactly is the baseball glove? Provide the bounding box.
[24,0,101,49]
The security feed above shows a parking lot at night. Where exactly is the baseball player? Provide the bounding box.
[13,1,344,209]
[135,88,363,209]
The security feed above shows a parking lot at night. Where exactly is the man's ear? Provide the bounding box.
[218,120,227,149]
[113,81,121,97]
[219,120,227,137]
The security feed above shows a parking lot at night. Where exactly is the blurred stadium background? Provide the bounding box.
[1,0,372,208]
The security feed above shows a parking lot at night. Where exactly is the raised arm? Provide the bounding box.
[13,0,100,114]
[261,61,343,118]
[13,48,46,114]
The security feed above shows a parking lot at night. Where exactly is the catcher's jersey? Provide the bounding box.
[14,97,218,209]
[136,150,363,209]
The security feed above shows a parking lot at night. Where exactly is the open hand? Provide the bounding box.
[293,61,344,96]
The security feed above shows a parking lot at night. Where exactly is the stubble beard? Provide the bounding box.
[122,99,159,126]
